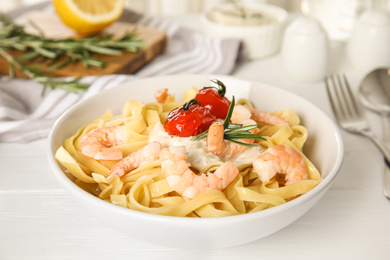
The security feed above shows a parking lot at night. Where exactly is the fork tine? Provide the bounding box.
[325,73,363,122]
[325,74,345,122]
[335,74,353,118]
[340,74,363,118]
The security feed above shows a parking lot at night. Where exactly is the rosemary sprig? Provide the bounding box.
[0,47,88,93]
[194,95,266,146]
[0,13,144,93]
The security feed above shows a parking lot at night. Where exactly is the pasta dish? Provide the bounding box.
[55,79,321,217]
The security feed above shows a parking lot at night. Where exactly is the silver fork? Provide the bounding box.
[325,74,390,165]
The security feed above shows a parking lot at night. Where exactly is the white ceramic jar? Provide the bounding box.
[281,16,330,83]
[346,9,390,73]
[202,3,288,60]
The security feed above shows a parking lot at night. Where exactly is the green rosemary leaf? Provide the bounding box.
[39,77,89,93]
[16,51,40,61]
[43,59,73,73]
[24,64,42,72]
[46,54,64,66]
[83,58,105,68]
[224,139,257,147]
[68,77,84,83]
[227,123,242,129]
[9,63,15,78]
[85,44,123,55]
[33,46,57,58]
[0,37,27,50]
[225,125,257,134]
[79,55,105,68]
[224,133,266,140]
[194,130,208,141]
[223,95,235,129]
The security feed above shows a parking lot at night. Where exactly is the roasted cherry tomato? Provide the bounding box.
[164,99,216,137]
[195,79,231,119]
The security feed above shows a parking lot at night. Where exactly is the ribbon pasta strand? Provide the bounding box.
[55,88,321,217]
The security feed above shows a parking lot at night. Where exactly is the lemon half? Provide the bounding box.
[53,0,126,35]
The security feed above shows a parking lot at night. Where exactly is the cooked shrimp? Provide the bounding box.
[79,125,126,160]
[253,145,308,185]
[232,105,288,126]
[206,119,258,159]
[248,107,288,126]
[160,146,239,199]
[110,142,162,177]
[231,105,252,124]
[154,88,169,103]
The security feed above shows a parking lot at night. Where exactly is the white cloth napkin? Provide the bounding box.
[0,3,244,142]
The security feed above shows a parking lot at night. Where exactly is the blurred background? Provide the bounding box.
[2,0,301,14]
[2,0,390,42]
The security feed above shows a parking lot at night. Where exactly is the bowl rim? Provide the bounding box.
[47,74,344,225]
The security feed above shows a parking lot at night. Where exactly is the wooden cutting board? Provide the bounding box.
[0,11,167,77]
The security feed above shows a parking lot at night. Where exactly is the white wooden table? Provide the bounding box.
[1,11,390,260]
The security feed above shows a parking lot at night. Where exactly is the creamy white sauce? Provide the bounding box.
[208,6,276,27]
[149,123,262,170]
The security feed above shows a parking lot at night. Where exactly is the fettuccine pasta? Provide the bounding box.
[55,84,321,218]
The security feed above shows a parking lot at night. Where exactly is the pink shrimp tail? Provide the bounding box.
[206,122,225,156]
[154,88,169,103]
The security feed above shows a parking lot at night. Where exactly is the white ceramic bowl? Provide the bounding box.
[47,74,343,249]
[201,3,288,59]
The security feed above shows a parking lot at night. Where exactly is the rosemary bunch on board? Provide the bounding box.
[0,13,144,93]
[194,96,266,146]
